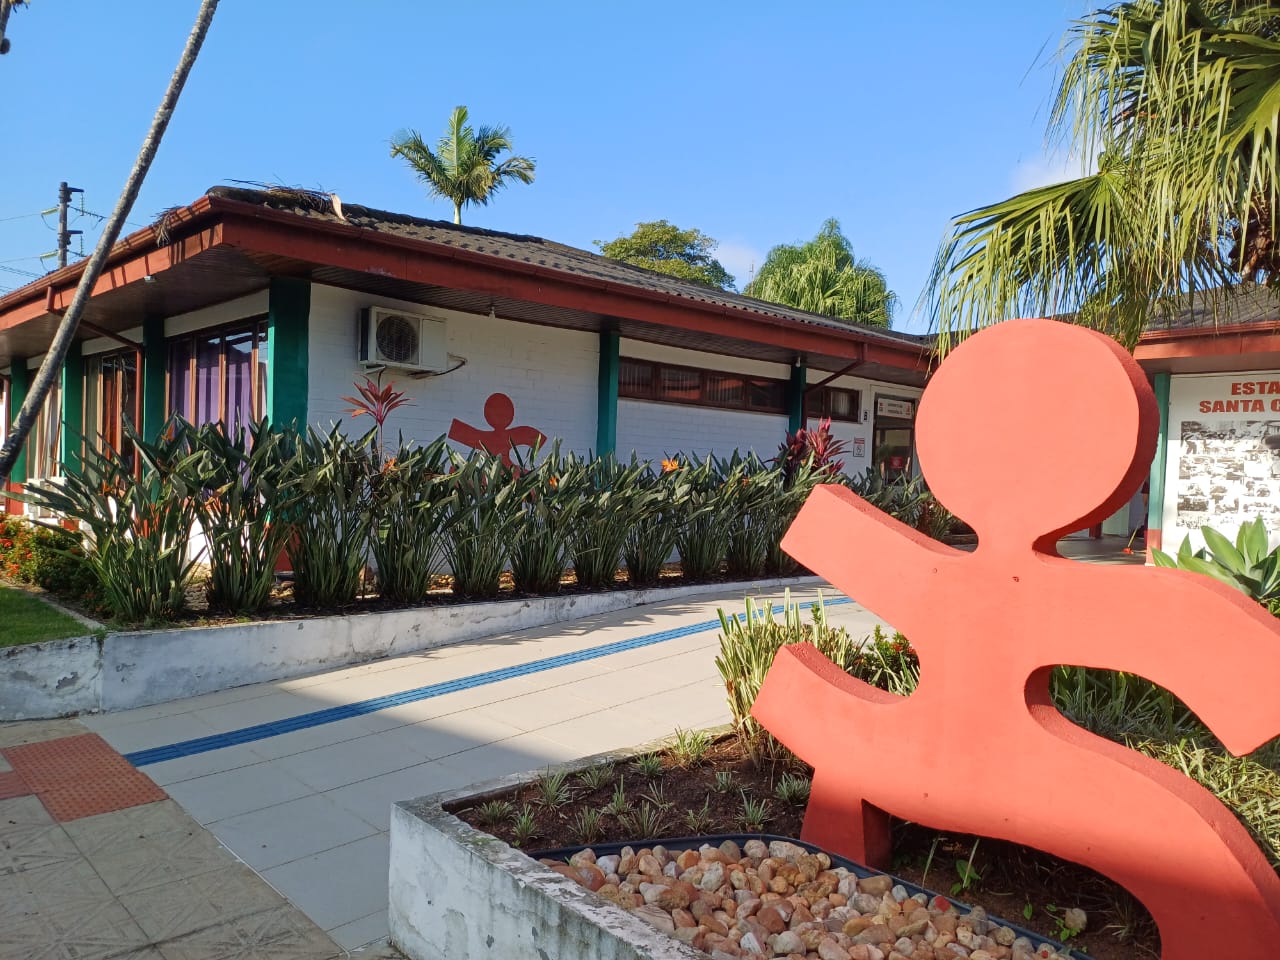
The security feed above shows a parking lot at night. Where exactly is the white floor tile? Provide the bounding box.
[141,742,269,787]
[91,712,218,755]
[208,793,379,870]
[274,735,426,793]
[324,762,474,830]
[263,834,390,931]
[328,910,388,949]
[165,763,313,825]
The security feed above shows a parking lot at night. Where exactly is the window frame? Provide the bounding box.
[165,316,269,428]
[83,346,142,471]
[810,385,861,423]
[619,357,788,415]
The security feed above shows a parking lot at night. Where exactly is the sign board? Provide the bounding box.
[875,397,914,419]
[1162,372,1280,550]
[852,437,866,459]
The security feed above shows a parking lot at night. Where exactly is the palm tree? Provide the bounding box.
[390,106,536,224]
[744,219,896,327]
[928,1,1280,351]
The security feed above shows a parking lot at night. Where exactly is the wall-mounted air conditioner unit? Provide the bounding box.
[358,307,448,373]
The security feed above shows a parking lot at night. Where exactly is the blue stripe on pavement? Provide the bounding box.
[124,595,851,768]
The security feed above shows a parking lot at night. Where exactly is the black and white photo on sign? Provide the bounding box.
[1174,419,1280,532]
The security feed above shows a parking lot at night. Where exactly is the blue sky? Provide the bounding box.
[1,1,1091,332]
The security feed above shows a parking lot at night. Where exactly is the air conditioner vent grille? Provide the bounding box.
[376,314,419,364]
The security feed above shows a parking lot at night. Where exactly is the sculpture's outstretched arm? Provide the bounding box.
[1031,559,1280,757]
[783,484,965,640]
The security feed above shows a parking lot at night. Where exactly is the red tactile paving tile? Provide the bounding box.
[0,769,31,800]
[0,733,166,822]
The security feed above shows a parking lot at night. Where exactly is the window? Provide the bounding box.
[811,386,860,423]
[84,350,140,470]
[27,377,61,480]
[619,358,787,414]
[167,319,269,430]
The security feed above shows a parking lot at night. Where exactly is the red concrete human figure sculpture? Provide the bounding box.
[447,393,547,467]
[752,319,1280,959]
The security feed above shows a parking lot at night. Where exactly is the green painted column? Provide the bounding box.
[787,363,807,434]
[596,329,619,456]
[7,361,29,482]
[267,277,310,431]
[1147,372,1171,537]
[59,345,84,477]
[142,315,167,442]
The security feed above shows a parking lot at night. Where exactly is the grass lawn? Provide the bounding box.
[0,584,91,647]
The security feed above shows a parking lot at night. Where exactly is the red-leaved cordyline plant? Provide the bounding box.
[775,417,847,484]
[342,373,413,463]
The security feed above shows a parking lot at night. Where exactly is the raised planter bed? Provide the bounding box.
[388,751,1090,960]
[0,573,820,721]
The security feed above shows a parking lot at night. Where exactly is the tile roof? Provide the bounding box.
[207,185,933,349]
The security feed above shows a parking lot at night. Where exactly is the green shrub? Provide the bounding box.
[564,453,646,589]
[442,450,523,599]
[715,591,859,765]
[185,420,302,615]
[20,425,203,625]
[1152,518,1280,615]
[723,453,789,580]
[674,455,738,581]
[623,462,687,587]
[371,438,452,603]
[509,447,580,594]
[0,517,99,601]
[286,425,376,609]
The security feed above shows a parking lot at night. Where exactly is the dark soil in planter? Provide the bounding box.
[451,737,1158,960]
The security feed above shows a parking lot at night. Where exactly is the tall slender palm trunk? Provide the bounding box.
[0,0,220,481]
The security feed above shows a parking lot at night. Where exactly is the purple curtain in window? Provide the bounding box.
[223,331,254,436]
[195,335,221,427]
[168,340,193,421]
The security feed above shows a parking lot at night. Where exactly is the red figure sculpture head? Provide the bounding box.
[751,319,1280,960]
[483,392,516,431]
[916,320,1158,550]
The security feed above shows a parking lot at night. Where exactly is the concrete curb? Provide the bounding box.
[0,576,821,721]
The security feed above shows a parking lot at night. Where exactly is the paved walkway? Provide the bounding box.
[0,540,1140,957]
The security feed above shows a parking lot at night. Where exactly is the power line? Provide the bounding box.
[0,211,45,224]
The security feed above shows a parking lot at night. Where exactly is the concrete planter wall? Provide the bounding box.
[0,575,818,721]
[390,748,705,960]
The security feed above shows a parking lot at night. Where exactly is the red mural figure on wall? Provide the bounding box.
[447,393,547,467]
[751,319,1280,959]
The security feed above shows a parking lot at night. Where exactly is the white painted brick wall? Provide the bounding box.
[617,399,788,465]
[307,284,599,454]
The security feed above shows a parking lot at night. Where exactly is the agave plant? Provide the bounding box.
[21,421,204,624]
[1152,518,1280,614]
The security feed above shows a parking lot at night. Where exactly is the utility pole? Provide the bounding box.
[57,181,83,269]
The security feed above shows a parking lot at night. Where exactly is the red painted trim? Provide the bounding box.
[1135,326,1280,361]
[0,223,224,333]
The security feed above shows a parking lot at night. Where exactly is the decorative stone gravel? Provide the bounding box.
[540,839,1083,960]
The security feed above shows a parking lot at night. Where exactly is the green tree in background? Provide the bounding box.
[390,105,536,225]
[596,220,736,290]
[929,1,1280,351]
[744,219,896,327]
